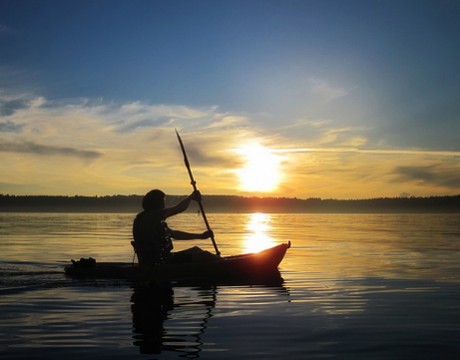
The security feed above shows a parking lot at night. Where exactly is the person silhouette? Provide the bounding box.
[132,189,216,268]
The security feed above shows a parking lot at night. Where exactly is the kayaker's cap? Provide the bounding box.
[142,189,165,210]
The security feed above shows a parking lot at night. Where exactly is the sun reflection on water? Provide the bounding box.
[243,213,276,253]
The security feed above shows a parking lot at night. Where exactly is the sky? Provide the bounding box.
[1,0,460,199]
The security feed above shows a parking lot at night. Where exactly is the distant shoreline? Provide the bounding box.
[1,194,459,213]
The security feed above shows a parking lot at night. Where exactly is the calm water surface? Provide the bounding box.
[1,212,459,359]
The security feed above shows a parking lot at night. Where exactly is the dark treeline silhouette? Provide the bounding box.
[1,194,459,213]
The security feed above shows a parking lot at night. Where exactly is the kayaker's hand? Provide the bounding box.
[201,230,213,239]
[190,190,202,202]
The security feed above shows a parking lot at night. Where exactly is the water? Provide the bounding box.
[1,212,460,359]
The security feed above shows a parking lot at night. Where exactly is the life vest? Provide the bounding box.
[133,210,173,265]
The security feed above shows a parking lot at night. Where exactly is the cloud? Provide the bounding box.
[273,147,460,157]
[0,94,268,195]
[1,91,458,197]
[206,115,248,129]
[0,141,102,159]
[0,120,23,132]
[173,136,229,167]
[0,97,32,116]
[393,164,460,189]
[95,102,220,133]
[309,79,350,103]
[116,117,171,133]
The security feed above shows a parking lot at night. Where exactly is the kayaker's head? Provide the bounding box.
[142,189,166,210]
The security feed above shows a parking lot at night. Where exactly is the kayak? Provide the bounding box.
[64,242,290,284]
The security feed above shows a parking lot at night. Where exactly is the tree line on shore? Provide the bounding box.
[1,194,459,213]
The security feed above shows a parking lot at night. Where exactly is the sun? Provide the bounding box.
[236,143,282,192]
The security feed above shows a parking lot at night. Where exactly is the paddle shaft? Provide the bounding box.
[176,130,221,256]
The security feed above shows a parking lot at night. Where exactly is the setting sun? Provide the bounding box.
[236,143,282,192]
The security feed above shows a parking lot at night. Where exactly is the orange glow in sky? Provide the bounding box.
[1,2,459,199]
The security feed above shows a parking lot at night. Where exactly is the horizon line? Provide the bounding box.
[1,193,459,202]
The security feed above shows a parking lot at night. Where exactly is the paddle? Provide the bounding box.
[175,129,221,257]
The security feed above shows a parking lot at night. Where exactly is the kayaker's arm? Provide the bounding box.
[163,190,201,218]
[169,229,213,240]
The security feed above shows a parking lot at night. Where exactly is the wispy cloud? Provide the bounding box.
[0,120,23,133]
[1,92,459,197]
[205,115,248,129]
[393,165,460,189]
[0,96,33,116]
[273,147,460,157]
[309,79,351,103]
[113,103,219,133]
[0,141,102,159]
[0,94,264,195]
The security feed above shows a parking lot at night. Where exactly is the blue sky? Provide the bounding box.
[1,0,460,198]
